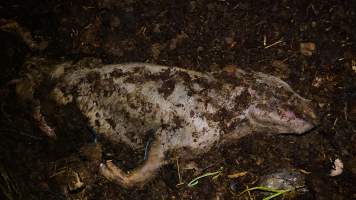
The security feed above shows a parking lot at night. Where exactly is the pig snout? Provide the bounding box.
[286,100,319,134]
[296,101,320,133]
[301,101,320,126]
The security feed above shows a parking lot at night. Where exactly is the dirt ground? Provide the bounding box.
[0,0,356,199]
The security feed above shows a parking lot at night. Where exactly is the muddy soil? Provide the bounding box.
[0,0,355,199]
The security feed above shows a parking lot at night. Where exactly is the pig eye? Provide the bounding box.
[276,108,283,115]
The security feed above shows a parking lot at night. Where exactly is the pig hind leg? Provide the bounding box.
[99,137,166,188]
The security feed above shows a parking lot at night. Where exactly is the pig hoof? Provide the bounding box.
[99,161,131,187]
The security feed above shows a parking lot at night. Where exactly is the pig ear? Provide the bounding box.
[50,62,72,80]
[50,65,65,80]
[255,72,311,102]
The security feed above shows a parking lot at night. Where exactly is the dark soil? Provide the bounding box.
[0,0,356,199]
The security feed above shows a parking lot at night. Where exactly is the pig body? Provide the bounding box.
[26,62,318,187]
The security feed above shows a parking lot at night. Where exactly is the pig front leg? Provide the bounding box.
[32,103,56,138]
[99,138,166,188]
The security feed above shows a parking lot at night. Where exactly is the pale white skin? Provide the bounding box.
[45,63,319,187]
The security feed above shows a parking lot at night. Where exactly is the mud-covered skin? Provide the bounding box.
[44,63,318,187]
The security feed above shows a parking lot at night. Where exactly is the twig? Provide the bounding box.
[0,128,43,140]
[332,118,338,129]
[188,167,223,187]
[344,102,348,121]
[264,39,283,49]
[175,158,184,186]
[239,186,292,200]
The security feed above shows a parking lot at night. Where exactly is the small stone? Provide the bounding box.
[169,38,178,50]
[169,32,188,50]
[311,21,317,27]
[225,37,234,45]
[259,169,308,193]
[312,76,323,88]
[352,59,356,73]
[197,46,204,52]
[300,42,316,56]
[153,24,161,33]
[329,158,344,176]
[190,1,197,11]
[229,181,239,192]
[271,60,290,79]
[110,16,121,28]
